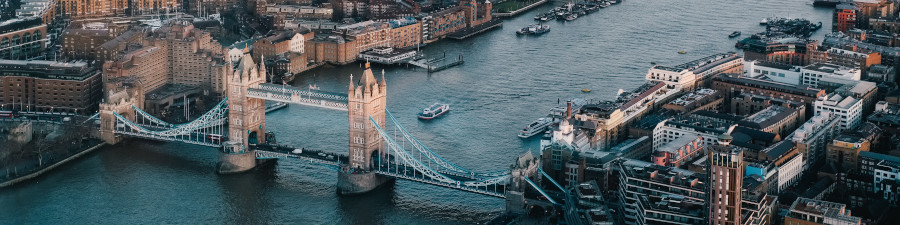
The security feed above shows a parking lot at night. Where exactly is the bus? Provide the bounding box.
[208,134,223,143]
[0,110,19,118]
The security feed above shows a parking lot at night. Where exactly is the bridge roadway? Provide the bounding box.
[372,159,507,198]
[249,144,507,198]
[252,144,348,168]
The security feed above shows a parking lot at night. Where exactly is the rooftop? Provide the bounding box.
[788,198,860,223]
[739,105,798,130]
[715,74,824,97]
[667,88,718,107]
[618,160,706,191]
[657,135,701,154]
[754,60,798,71]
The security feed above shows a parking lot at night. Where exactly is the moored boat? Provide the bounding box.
[728,31,741,38]
[417,103,450,120]
[518,117,555,138]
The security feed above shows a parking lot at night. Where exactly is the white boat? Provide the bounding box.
[417,103,450,120]
[518,117,556,138]
[760,17,769,25]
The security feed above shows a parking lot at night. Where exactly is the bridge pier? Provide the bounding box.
[217,141,258,174]
[336,169,394,195]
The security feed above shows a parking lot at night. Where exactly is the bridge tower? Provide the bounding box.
[337,62,393,195]
[98,83,143,145]
[219,55,267,174]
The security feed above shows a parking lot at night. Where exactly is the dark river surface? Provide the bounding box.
[1,0,831,224]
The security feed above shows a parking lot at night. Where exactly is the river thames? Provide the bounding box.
[1,0,831,224]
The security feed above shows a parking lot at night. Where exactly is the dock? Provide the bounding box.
[448,19,504,40]
[492,0,549,17]
[407,53,464,73]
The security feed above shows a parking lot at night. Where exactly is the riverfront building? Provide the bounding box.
[0,60,103,114]
[647,53,743,89]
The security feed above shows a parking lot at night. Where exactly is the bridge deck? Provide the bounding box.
[247,87,349,111]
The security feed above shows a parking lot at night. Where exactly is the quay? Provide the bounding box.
[0,142,106,188]
[407,53,464,72]
[448,19,504,40]
[492,0,549,17]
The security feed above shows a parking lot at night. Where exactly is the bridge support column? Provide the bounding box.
[336,169,393,195]
[217,141,258,174]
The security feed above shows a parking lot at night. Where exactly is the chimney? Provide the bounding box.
[566,101,572,118]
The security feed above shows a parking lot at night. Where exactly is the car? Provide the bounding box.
[63,117,71,122]
[318,152,327,157]
[292,148,303,154]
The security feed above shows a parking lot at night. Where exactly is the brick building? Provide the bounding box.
[0,60,103,114]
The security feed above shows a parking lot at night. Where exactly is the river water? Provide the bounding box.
[1,0,831,224]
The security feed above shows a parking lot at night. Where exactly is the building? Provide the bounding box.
[97,28,147,63]
[822,48,881,75]
[0,17,46,60]
[791,111,840,170]
[251,29,310,63]
[102,20,231,115]
[55,0,128,18]
[252,29,311,76]
[744,141,804,194]
[578,81,681,150]
[334,21,392,61]
[652,115,737,151]
[738,105,803,137]
[712,74,826,111]
[868,101,900,135]
[0,60,102,114]
[651,135,703,168]
[745,60,801,84]
[708,134,744,225]
[420,6,466,42]
[742,37,817,66]
[647,53,742,90]
[264,4,334,19]
[833,3,858,33]
[387,17,421,49]
[614,160,707,225]
[460,0,493,28]
[826,122,881,172]
[859,152,900,205]
[784,197,861,225]
[823,33,900,74]
[662,88,723,113]
[866,64,895,83]
[815,93,865,131]
[61,21,132,61]
[801,63,861,88]
[730,92,807,117]
[853,0,897,30]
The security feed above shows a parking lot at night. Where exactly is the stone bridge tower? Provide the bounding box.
[226,54,267,149]
[338,62,392,195]
[219,55,266,174]
[348,61,386,170]
[98,81,144,145]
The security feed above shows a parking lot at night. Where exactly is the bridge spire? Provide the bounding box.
[349,74,354,91]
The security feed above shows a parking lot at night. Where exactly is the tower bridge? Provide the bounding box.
[97,55,560,213]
